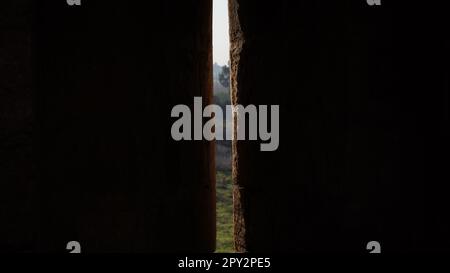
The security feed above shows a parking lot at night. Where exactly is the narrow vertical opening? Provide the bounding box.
[213,0,233,253]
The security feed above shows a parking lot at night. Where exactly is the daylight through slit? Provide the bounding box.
[213,0,233,253]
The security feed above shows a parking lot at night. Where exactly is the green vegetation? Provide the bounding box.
[216,171,234,253]
[218,65,230,88]
[214,62,233,253]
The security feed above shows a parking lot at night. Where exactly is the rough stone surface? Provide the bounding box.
[230,0,450,252]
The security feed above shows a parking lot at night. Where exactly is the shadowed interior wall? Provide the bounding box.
[0,1,33,252]
[2,0,215,252]
[35,0,215,253]
[230,0,449,252]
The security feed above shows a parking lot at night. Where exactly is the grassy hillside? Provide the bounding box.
[216,171,233,253]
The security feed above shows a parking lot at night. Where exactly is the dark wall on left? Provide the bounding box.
[1,0,215,253]
[0,0,34,252]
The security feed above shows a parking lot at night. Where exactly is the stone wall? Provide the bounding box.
[2,0,215,252]
[230,0,450,252]
[0,0,34,252]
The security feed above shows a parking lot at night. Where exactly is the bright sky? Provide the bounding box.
[213,0,230,66]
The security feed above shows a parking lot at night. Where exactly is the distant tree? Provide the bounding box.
[219,65,230,88]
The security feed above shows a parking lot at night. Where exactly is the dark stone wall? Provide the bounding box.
[35,0,215,253]
[231,0,450,252]
[2,0,215,252]
[0,0,34,252]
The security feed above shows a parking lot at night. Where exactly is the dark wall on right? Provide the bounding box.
[231,0,450,252]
